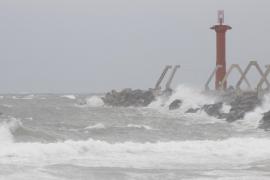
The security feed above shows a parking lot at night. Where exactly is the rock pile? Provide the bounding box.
[102,87,270,130]
[260,111,270,130]
[169,99,182,110]
[102,88,155,107]
[170,92,262,122]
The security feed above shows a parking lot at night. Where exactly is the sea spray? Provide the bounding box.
[148,84,217,112]
[86,96,104,107]
[0,118,22,143]
[234,93,270,130]
[61,95,76,100]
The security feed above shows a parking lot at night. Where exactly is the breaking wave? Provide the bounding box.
[0,117,270,169]
[61,95,76,100]
[127,124,155,130]
[233,93,270,130]
[12,95,35,100]
[148,84,217,112]
[0,118,22,143]
[0,135,270,169]
[85,123,106,129]
[85,96,104,107]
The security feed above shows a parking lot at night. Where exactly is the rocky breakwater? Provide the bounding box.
[169,91,270,130]
[260,111,270,130]
[102,88,155,107]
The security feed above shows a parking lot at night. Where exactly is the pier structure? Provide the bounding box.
[153,65,180,96]
[205,61,270,97]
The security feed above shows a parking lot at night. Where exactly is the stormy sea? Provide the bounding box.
[1,85,270,180]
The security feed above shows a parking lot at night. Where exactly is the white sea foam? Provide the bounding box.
[127,124,155,130]
[85,123,105,129]
[0,118,22,143]
[233,93,270,130]
[148,84,217,112]
[22,95,35,99]
[61,95,76,100]
[0,137,270,169]
[12,95,35,100]
[220,103,231,114]
[86,96,104,107]
[0,122,14,143]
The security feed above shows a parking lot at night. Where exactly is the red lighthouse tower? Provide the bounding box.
[211,10,231,90]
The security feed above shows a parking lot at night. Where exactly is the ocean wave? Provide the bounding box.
[148,84,217,112]
[75,96,104,108]
[12,95,35,100]
[86,96,104,107]
[85,123,105,129]
[0,118,22,143]
[127,124,156,130]
[233,93,270,130]
[61,95,76,100]
[0,137,270,169]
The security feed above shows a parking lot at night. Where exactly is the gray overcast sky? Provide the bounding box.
[0,0,269,93]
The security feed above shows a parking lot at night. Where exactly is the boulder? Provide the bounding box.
[169,99,182,110]
[224,93,260,122]
[102,89,155,107]
[184,92,261,123]
[259,111,270,130]
[185,108,200,113]
[201,102,223,118]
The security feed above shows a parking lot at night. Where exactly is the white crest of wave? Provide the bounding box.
[149,84,217,112]
[220,103,231,114]
[86,96,104,107]
[234,93,270,130]
[61,95,76,100]
[1,137,270,169]
[12,95,35,100]
[22,94,35,99]
[85,123,105,129]
[0,118,22,143]
[127,124,154,130]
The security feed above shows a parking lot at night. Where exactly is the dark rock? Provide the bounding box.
[259,111,270,130]
[224,93,260,122]
[183,92,261,123]
[185,108,200,113]
[169,99,182,110]
[102,89,155,107]
[201,102,223,118]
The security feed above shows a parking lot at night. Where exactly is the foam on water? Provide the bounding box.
[220,104,231,114]
[148,84,217,112]
[85,123,106,130]
[233,93,270,130]
[12,95,35,100]
[127,124,155,130]
[61,95,76,100]
[85,96,104,107]
[0,130,270,170]
[0,118,22,143]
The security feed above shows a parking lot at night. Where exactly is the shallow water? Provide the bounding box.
[0,91,270,180]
